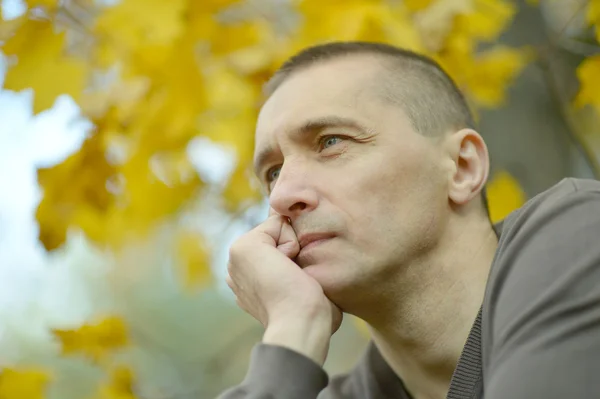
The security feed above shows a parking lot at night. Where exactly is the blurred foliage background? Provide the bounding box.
[0,0,599,397]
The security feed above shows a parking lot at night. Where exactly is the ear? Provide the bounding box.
[446,129,489,206]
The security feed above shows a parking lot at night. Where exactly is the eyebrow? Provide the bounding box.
[253,115,371,177]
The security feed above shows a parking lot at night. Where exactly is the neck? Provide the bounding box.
[352,215,498,399]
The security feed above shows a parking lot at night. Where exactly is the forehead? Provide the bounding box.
[254,57,384,153]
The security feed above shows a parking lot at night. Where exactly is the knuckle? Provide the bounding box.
[228,241,244,262]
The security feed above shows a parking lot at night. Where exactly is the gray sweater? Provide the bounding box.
[218,178,600,399]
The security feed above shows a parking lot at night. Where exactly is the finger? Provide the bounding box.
[225,271,242,293]
[225,273,234,289]
[235,296,246,311]
[254,214,287,245]
[277,218,300,258]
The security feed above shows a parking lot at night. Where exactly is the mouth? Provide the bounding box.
[298,233,336,253]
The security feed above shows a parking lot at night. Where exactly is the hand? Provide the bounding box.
[226,211,343,364]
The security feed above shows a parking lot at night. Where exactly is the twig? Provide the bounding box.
[535,48,600,178]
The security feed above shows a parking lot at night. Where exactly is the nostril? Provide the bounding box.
[289,202,307,213]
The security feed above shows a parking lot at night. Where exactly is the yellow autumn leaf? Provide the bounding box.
[587,0,600,25]
[293,1,378,43]
[453,0,516,42]
[182,3,260,60]
[116,148,201,226]
[25,0,58,9]
[209,20,270,56]
[463,45,532,107]
[486,171,527,223]
[188,0,244,14]
[372,2,426,52]
[0,368,50,399]
[574,55,600,112]
[412,0,471,52]
[200,63,260,159]
[203,64,260,112]
[53,316,128,362]
[175,231,212,290]
[93,366,136,399]
[80,76,150,120]
[94,0,187,49]
[436,30,476,80]
[124,32,209,142]
[2,19,88,113]
[222,161,263,212]
[352,316,371,337]
[36,132,116,250]
[226,44,280,77]
[404,0,435,12]
[0,16,24,41]
[587,0,600,41]
[286,1,425,64]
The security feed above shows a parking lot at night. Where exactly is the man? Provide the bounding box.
[218,41,600,399]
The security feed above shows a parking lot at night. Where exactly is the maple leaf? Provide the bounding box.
[175,231,212,291]
[287,1,425,62]
[222,161,263,212]
[463,45,533,107]
[574,55,600,113]
[100,146,202,244]
[404,0,435,12]
[293,1,383,43]
[36,132,116,250]
[2,19,88,113]
[0,368,51,399]
[25,0,58,9]
[94,0,188,49]
[0,16,24,41]
[123,31,209,144]
[211,21,270,56]
[80,76,150,120]
[412,0,471,52]
[486,171,526,223]
[587,0,600,25]
[53,316,128,363]
[188,0,243,14]
[203,64,260,112]
[186,8,270,57]
[93,366,136,399]
[453,0,516,42]
[587,0,600,41]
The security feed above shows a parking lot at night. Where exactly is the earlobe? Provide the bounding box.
[447,129,489,206]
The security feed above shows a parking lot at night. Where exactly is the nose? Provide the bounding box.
[268,162,319,219]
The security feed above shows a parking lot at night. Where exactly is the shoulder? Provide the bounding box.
[484,177,600,344]
[497,177,600,248]
[489,177,600,289]
[481,178,600,396]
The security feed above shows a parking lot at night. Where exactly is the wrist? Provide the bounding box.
[263,313,332,366]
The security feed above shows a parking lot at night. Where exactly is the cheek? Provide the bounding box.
[335,150,444,245]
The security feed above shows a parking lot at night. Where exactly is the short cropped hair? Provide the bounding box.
[263,41,490,218]
[264,41,476,136]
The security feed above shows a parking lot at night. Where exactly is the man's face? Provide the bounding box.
[254,56,452,301]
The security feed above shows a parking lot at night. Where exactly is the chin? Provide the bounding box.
[301,261,355,299]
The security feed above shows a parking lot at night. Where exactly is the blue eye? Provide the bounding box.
[266,166,280,182]
[321,136,343,149]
